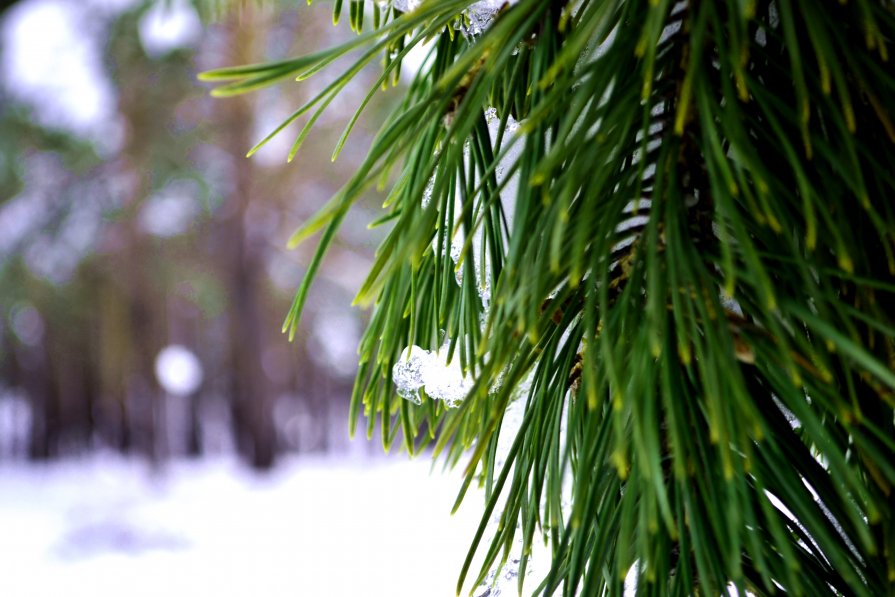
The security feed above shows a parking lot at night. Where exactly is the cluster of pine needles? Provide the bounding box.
[202,1,895,595]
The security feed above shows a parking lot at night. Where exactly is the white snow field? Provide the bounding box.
[0,453,497,597]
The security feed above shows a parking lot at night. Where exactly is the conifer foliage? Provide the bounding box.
[203,1,895,594]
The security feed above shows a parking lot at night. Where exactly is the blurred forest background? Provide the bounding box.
[0,0,392,469]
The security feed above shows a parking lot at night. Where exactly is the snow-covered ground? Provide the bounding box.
[0,453,492,597]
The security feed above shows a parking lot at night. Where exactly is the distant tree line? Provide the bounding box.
[0,2,386,468]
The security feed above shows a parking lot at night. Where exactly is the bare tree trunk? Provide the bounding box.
[22,340,57,460]
[220,9,277,469]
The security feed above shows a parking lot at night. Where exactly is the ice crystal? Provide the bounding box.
[462,1,519,38]
[421,174,435,208]
[472,556,527,597]
[392,345,429,405]
[392,341,473,408]
[391,0,421,13]
[450,236,465,286]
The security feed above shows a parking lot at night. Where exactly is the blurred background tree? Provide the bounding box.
[0,0,390,468]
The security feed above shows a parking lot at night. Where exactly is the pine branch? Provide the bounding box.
[202,0,895,594]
